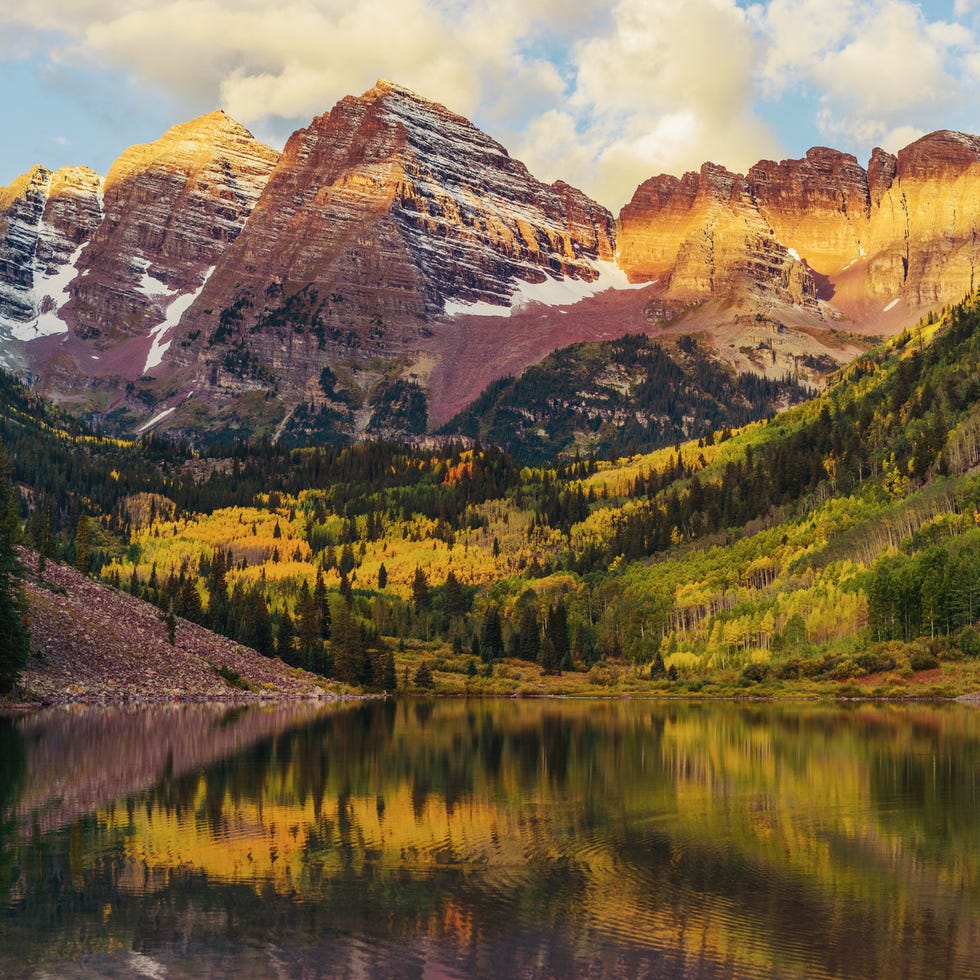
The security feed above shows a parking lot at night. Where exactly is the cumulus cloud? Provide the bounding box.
[755,0,978,151]
[3,1,980,208]
[535,0,783,206]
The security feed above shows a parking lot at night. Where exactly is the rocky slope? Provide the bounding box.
[19,551,335,703]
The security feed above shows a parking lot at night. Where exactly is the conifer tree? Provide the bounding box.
[313,568,331,639]
[296,580,320,669]
[0,445,28,694]
[74,514,91,574]
[480,606,503,662]
[412,566,431,614]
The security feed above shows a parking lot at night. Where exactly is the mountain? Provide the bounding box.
[159,80,618,441]
[0,112,279,403]
[439,333,812,464]
[0,165,103,354]
[619,132,980,323]
[4,81,980,452]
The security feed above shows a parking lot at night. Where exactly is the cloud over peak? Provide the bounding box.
[3,1,980,208]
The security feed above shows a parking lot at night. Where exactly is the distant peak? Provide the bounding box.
[368,78,416,98]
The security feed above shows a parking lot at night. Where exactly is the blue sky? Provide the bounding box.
[2,1,979,208]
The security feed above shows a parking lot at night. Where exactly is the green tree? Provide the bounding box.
[0,447,29,693]
[277,608,296,663]
[313,567,331,639]
[480,606,503,663]
[412,566,431,614]
[74,513,91,574]
[296,580,320,669]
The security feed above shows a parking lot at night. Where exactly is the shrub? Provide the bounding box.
[740,662,772,685]
[215,664,250,691]
[955,626,980,659]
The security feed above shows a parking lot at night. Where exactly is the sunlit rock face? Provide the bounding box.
[617,163,815,306]
[173,80,615,349]
[864,131,980,304]
[617,130,980,319]
[59,111,279,352]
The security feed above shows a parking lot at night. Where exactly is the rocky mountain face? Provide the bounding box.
[0,165,103,350]
[165,80,617,431]
[4,79,980,449]
[0,112,279,399]
[618,131,980,321]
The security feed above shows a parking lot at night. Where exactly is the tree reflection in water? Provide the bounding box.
[2,700,979,980]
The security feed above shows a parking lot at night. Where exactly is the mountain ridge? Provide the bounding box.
[2,81,980,449]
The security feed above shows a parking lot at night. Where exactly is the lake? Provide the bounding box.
[1,699,978,979]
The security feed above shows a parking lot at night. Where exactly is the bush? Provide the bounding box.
[955,626,980,659]
[215,664,250,691]
[908,645,940,672]
[831,658,863,681]
[739,662,772,685]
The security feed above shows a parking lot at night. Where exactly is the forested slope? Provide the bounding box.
[1,293,979,697]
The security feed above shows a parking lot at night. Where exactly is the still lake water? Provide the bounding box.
[1,699,979,979]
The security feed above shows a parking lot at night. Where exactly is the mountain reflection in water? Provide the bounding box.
[1,700,978,979]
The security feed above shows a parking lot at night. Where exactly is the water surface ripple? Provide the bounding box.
[1,700,978,979]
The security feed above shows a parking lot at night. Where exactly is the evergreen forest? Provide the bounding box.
[2,293,979,697]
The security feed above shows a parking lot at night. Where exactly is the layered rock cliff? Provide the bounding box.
[170,80,616,399]
[59,111,279,359]
[0,165,103,345]
[618,163,816,306]
[617,130,980,321]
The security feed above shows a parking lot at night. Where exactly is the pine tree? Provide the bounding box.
[480,606,503,662]
[207,549,229,634]
[0,445,29,694]
[412,566,431,614]
[444,570,463,620]
[74,513,91,574]
[277,608,296,663]
[313,567,331,639]
[296,580,319,669]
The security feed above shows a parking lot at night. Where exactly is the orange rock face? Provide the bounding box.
[617,163,815,306]
[617,130,980,324]
[61,111,279,347]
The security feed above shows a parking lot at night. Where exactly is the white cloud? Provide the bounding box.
[3,1,980,210]
[516,0,783,206]
[756,0,979,152]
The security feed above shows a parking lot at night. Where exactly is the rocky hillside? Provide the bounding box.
[0,112,279,400]
[19,551,336,703]
[440,333,813,464]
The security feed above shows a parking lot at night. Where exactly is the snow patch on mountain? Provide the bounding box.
[143,267,214,374]
[10,244,84,341]
[444,261,645,319]
[135,405,175,434]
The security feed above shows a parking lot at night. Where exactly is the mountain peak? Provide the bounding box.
[368,78,415,98]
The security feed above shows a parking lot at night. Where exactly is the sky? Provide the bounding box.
[2,0,980,209]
